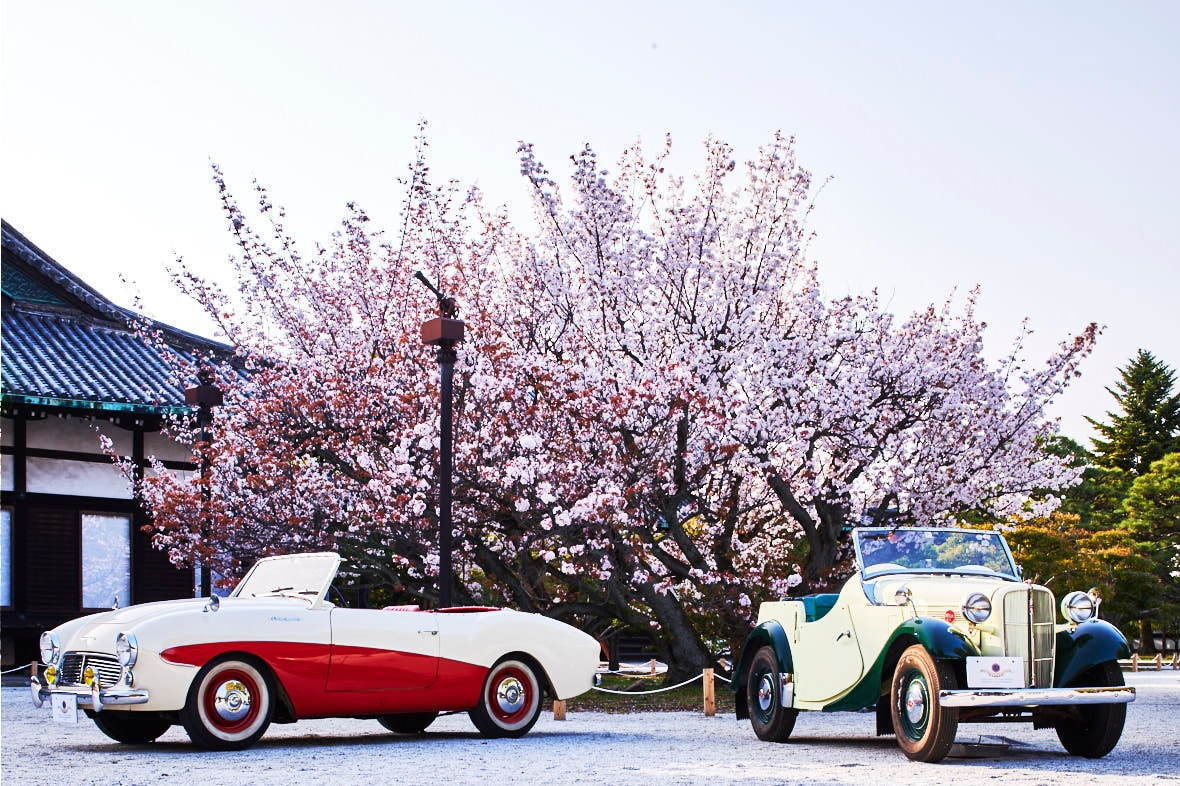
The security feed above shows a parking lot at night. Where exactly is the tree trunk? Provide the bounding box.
[639,584,714,682]
[801,499,849,591]
[1138,618,1158,654]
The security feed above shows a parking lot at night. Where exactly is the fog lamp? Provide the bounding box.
[44,665,58,686]
[83,666,96,687]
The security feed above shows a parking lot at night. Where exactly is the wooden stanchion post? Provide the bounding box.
[29,660,37,680]
[1155,653,1163,671]
[649,658,657,675]
[1132,653,1139,672]
[702,668,716,717]
[552,700,567,721]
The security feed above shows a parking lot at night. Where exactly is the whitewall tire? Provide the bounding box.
[181,656,274,750]
[468,658,543,738]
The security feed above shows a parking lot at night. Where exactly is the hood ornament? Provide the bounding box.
[111,595,120,610]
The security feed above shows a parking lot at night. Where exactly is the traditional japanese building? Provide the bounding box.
[1,221,221,667]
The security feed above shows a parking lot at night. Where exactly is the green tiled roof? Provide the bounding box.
[2,220,229,413]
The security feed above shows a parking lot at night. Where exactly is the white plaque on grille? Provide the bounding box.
[967,656,1025,688]
[51,693,79,725]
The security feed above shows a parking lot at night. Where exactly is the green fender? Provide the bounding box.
[823,617,978,712]
[1054,619,1132,688]
[731,621,793,720]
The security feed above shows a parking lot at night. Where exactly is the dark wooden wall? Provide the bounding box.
[1,412,196,666]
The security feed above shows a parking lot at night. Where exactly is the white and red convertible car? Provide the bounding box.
[32,552,600,749]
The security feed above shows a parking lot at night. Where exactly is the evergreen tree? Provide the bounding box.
[1086,350,1180,475]
[1122,452,1180,653]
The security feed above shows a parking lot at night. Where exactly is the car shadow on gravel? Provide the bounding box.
[782,735,902,750]
[783,735,1174,776]
[62,729,597,755]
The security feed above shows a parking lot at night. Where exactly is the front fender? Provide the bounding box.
[896,617,978,660]
[1054,619,1131,687]
[731,621,793,719]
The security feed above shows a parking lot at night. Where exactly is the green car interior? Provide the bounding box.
[799,594,841,622]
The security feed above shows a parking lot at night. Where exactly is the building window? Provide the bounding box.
[81,512,131,608]
[1,508,11,607]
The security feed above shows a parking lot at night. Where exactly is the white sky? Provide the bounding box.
[3,1,1177,442]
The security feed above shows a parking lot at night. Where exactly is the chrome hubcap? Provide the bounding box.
[757,675,774,712]
[496,677,526,714]
[904,679,926,725]
[213,679,253,722]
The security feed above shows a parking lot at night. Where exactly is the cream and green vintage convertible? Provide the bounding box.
[733,527,1135,762]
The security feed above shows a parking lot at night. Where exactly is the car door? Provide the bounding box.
[327,607,440,692]
[791,602,865,703]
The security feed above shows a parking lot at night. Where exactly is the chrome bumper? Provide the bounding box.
[939,685,1136,708]
[31,677,150,711]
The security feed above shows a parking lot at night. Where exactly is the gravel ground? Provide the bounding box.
[2,672,1177,785]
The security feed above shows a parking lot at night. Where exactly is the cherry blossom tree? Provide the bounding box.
[127,130,1096,678]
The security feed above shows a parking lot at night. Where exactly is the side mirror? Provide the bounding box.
[204,594,220,613]
[893,586,912,606]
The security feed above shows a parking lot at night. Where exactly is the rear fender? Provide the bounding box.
[732,621,793,720]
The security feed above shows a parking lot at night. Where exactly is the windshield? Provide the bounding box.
[854,528,1018,580]
[231,552,340,601]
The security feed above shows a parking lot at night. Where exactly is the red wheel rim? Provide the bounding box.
[202,667,261,734]
[487,665,534,726]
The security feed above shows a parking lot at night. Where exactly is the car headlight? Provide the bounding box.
[39,632,61,665]
[1061,590,1097,623]
[962,592,992,623]
[115,632,138,668]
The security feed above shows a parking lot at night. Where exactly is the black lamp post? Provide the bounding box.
[415,271,465,608]
[185,367,223,598]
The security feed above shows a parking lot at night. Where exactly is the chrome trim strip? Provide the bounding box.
[939,686,1135,708]
[31,678,150,709]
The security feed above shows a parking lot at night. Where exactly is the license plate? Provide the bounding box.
[967,656,1025,688]
[51,693,79,725]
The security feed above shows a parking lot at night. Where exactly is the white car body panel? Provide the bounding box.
[35,552,600,719]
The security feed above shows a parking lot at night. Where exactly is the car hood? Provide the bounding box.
[51,597,315,650]
[865,572,1041,612]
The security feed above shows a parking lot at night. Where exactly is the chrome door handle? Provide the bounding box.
[417,629,438,636]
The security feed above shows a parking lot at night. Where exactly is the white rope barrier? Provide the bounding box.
[0,664,33,675]
[591,673,704,695]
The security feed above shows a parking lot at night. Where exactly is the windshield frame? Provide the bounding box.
[852,527,1020,582]
[229,552,342,606]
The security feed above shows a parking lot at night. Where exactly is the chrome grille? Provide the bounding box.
[58,652,122,688]
[1002,589,1055,687]
[1032,589,1055,688]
